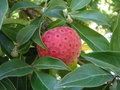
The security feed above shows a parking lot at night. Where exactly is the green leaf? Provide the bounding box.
[47,0,66,10]
[71,21,109,51]
[0,0,8,29]
[0,59,33,80]
[0,31,14,57]
[71,10,109,25]
[0,47,4,57]
[0,82,6,90]
[2,24,24,41]
[32,29,47,49]
[45,0,66,19]
[56,64,113,88]
[30,16,44,27]
[3,18,29,25]
[9,1,40,14]
[31,71,61,90]
[15,76,28,90]
[110,14,120,51]
[83,84,109,90]
[0,78,16,90]
[117,81,120,90]
[82,52,120,76]
[46,19,66,30]
[110,80,117,90]
[70,0,91,11]
[67,0,72,7]
[45,9,65,19]
[63,87,83,90]
[31,16,47,49]
[16,25,38,46]
[19,41,31,54]
[33,56,69,70]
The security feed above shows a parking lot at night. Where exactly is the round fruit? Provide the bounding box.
[37,26,82,65]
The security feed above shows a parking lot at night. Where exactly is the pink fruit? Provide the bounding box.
[37,26,82,65]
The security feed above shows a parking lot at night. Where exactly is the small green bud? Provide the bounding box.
[63,9,68,17]
[67,15,73,23]
[11,47,19,57]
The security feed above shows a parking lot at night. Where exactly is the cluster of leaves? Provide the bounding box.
[0,0,120,90]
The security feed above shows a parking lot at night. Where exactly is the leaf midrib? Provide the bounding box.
[60,73,112,86]
[72,14,107,25]
[35,64,68,70]
[0,65,31,79]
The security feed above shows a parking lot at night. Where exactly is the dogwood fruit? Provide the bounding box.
[37,26,82,65]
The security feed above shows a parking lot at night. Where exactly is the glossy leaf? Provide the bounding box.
[71,21,109,51]
[33,56,69,71]
[31,16,47,49]
[32,29,47,49]
[82,52,120,76]
[16,25,38,46]
[0,31,14,57]
[47,0,66,10]
[70,0,91,11]
[45,9,65,19]
[45,0,66,19]
[46,19,66,30]
[0,59,33,80]
[30,16,44,27]
[110,14,120,51]
[10,1,40,14]
[56,64,113,88]
[0,0,8,29]
[31,71,61,90]
[71,10,109,25]
[0,78,16,90]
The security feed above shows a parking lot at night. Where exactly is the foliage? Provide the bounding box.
[0,0,120,90]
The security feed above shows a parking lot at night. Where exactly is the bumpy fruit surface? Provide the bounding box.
[37,26,82,65]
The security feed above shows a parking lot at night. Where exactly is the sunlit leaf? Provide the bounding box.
[10,1,40,14]
[71,21,109,51]
[45,0,66,19]
[70,0,91,11]
[110,14,120,51]
[71,10,109,25]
